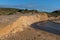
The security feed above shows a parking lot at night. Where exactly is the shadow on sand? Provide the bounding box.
[30,20,60,35]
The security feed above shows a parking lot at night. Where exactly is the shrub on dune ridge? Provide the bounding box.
[0,8,40,15]
[0,8,60,17]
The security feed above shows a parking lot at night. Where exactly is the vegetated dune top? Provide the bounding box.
[0,13,48,36]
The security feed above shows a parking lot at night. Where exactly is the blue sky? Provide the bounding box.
[0,0,60,12]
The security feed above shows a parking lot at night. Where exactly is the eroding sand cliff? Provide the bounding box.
[0,13,48,37]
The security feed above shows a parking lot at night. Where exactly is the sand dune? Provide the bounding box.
[0,13,60,40]
[0,13,48,36]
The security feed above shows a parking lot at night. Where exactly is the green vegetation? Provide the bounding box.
[0,8,60,17]
[0,8,20,15]
[0,8,39,15]
[51,10,60,16]
[47,10,60,17]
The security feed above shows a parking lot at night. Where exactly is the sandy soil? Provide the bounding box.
[52,19,60,23]
[0,14,60,40]
[1,25,60,40]
[0,15,20,29]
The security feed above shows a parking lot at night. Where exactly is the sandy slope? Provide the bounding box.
[1,22,60,40]
[0,13,60,40]
[0,13,48,36]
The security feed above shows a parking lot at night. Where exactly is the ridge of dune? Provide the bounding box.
[0,13,48,37]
